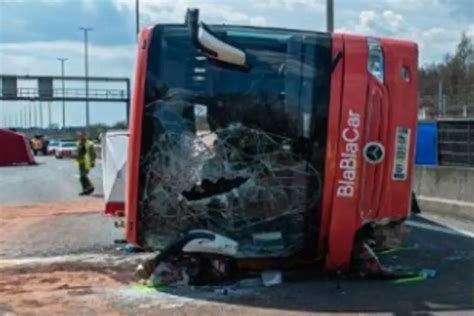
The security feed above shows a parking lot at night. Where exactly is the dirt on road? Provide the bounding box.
[0,263,124,316]
[0,197,473,315]
[0,199,137,316]
[0,199,104,219]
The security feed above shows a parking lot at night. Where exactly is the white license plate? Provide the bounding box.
[392,127,410,180]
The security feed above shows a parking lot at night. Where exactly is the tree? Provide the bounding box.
[419,32,474,114]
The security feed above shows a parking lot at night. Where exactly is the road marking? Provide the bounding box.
[407,220,474,238]
[0,253,153,269]
[417,195,474,208]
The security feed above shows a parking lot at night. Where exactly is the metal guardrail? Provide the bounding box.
[437,120,474,167]
[0,87,128,101]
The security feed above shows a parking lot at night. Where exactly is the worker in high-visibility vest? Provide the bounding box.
[76,132,96,196]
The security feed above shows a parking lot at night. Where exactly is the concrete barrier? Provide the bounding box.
[414,166,474,220]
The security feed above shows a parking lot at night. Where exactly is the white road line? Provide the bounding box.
[407,220,474,238]
[0,253,153,269]
[417,195,474,208]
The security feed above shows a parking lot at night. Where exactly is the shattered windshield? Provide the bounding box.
[139,25,331,257]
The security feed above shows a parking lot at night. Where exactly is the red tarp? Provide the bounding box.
[0,129,35,166]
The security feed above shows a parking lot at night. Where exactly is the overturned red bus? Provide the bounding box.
[125,9,418,272]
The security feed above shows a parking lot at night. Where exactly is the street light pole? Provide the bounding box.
[136,0,140,40]
[57,58,68,128]
[47,102,52,128]
[24,106,27,128]
[79,27,93,129]
[34,102,38,127]
[39,102,43,128]
[326,0,334,33]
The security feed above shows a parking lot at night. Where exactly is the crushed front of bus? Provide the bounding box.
[320,34,419,272]
[129,19,333,259]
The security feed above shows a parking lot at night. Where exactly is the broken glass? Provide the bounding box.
[138,25,332,257]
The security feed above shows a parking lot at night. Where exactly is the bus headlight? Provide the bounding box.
[368,38,384,83]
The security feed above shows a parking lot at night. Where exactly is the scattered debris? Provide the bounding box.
[420,268,437,278]
[392,268,437,284]
[149,262,184,287]
[261,270,283,287]
[116,244,145,253]
[373,222,410,250]
[134,230,239,287]
[376,244,419,256]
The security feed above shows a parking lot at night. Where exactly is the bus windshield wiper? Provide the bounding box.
[186,9,252,71]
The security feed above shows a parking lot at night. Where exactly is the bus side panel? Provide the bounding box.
[318,34,344,255]
[325,35,368,270]
[125,28,153,245]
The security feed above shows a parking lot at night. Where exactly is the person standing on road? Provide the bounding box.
[76,132,96,196]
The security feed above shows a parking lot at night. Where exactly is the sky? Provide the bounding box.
[0,0,473,127]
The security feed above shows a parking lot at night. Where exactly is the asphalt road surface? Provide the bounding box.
[0,157,472,315]
[0,156,121,258]
[0,156,103,205]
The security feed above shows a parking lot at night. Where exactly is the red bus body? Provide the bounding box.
[126,26,418,271]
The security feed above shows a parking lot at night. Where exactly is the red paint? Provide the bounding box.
[321,34,418,270]
[105,201,125,216]
[323,34,368,270]
[125,27,152,245]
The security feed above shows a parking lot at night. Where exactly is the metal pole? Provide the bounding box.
[438,80,443,118]
[136,0,140,40]
[28,103,32,128]
[24,106,28,128]
[48,102,52,128]
[34,102,38,127]
[126,78,131,125]
[80,27,93,128]
[58,58,68,128]
[326,0,334,33]
[442,95,447,117]
[39,102,43,128]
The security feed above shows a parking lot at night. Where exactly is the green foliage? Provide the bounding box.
[420,32,474,110]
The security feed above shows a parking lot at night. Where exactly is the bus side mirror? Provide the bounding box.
[186,9,249,69]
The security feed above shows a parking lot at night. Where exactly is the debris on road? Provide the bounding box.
[134,230,239,287]
[149,262,185,287]
[388,267,438,284]
[261,270,283,287]
[116,244,145,253]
